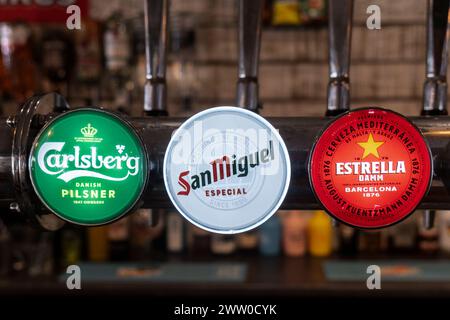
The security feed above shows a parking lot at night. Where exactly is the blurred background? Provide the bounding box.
[0,0,449,307]
[0,0,430,117]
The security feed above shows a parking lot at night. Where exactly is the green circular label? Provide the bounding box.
[29,108,147,225]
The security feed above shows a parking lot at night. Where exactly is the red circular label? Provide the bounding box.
[309,108,432,229]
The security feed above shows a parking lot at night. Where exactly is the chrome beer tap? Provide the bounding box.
[326,0,354,227]
[423,0,450,116]
[144,0,169,116]
[236,0,264,113]
[327,0,353,117]
[422,0,450,229]
[144,0,169,226]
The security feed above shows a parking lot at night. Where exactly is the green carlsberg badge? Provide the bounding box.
[29,108,148,225]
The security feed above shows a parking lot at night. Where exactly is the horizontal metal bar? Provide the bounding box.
[1,115,450,212]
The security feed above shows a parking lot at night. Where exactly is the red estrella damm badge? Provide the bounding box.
[309,108,432,229]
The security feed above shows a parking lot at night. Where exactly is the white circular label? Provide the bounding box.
[163,106,291,234]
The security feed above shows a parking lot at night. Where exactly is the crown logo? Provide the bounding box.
[81,123,97,138]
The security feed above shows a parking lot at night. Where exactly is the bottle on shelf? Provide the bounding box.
[338,225,359,256]
[0,220,10,276]
[0,22,37,103]
[388,216,417,253]
[102,11,132,106]
[87,226,109,262]
[308,210,333,257]
[281,210,308,257]
[417,211,439,255]
[259,213,281,256]
[169,13,199,113]
[439,211,450,254]
[271,0,301,26]
[237,231,259,254]
[9,225,34,276]
[39,27,75,96]
[188,225,211,257]
[60,226,83,267]
[211,234,237,256]
[149,209,167,257]
[29,232,54,277]
[299,0,328,25]
[103,11,131,77]
[166,211,186,254]
[75,18,102,105]
[358,231,384,254]
[262,0,274,26]
[108,216,130,261]
[129,209,154,260]
[6,226,53,277]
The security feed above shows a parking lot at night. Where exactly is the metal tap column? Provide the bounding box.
[422,0,450,228]
[236,0,263,112]
[144,0,169,116]
[327,0,353,116]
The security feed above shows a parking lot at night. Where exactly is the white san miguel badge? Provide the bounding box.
[163,106,291,234]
